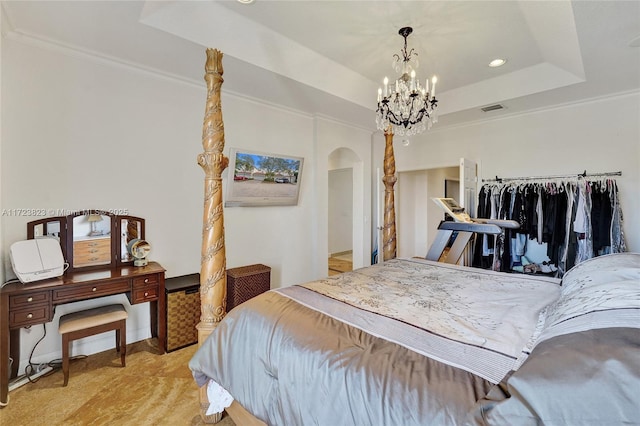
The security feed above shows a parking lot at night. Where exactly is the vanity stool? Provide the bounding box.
[58,304,128,386]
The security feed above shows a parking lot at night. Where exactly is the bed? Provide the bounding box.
[190,253,640,425]
[190,49,640,425]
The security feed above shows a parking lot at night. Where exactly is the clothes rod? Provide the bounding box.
[482,170,622,183]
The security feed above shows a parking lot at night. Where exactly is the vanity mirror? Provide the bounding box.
[119,216,145,263]
[71,212,112,268]
[27,211,145,273]
[27,216,66,242]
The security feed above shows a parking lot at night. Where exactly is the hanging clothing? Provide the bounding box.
[473,176,625,277]
[610,180,627,254]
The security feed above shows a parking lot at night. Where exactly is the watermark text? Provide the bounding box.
[2,208,130,217]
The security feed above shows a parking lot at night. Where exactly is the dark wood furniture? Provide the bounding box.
[59,303,128,386]
[0,261,166,406]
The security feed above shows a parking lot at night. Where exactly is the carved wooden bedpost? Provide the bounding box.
[382,129,397,260]
[196,48,228,423]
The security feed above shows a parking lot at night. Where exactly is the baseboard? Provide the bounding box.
[329,250,353,258]
[9,366,53,392]
[14,326,152,376]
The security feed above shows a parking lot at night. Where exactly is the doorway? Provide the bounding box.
[328,168,353,275]
[396,159,477,259]
[327,147,363,276]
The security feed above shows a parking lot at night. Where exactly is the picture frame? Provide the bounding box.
[225,148,304,207]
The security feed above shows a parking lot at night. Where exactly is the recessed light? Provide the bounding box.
[237,0,255,4]
[488,59,507,68]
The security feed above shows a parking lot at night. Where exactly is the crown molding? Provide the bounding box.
[5,28,203,88]
[2,27,321,122]
[431,88,640,134]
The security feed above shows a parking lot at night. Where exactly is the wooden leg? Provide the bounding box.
[120,320,126,367]
[1,295,14,406]
[226,400,267,426]
[62,334,70,387]
[150,300,158,338]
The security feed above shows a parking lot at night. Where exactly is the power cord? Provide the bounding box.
[1,278,21,288]
[14,324,87,385]
[24,324,50,383]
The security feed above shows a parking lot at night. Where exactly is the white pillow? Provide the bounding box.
[540,252,640,336]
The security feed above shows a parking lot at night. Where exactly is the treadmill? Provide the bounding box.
[426,198,519,265]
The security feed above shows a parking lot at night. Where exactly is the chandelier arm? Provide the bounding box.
[384,108,402,126]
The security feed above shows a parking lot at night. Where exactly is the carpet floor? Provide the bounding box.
[0,339,235,426]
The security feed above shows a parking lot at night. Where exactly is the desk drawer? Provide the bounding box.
[53,280,130,303]
[131,286,159,304]
[10,304,52,328]
[10,291,50,309]
[133,274,159,288]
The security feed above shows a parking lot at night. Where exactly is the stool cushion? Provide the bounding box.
[59,304,128,334]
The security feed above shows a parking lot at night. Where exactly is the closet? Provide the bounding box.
[473,171,625,277]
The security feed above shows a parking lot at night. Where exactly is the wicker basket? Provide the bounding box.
[165,266,271,351]
[226,264,271,311]
[165,274,200,352]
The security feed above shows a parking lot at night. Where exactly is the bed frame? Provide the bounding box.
[195,48,398,424]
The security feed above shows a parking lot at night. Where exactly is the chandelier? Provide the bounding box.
[376,27,438,136]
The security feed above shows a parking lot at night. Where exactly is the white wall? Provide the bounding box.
[0,5,3,283]
[219,94,316,289]
[374,92,640,254]
[1,38,205,372]
[0,36,369,372]
[396,170,428,258]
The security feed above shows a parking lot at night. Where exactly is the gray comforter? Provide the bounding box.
[190,254,640,426]
[190,258,560,425]
[191,290,494,425]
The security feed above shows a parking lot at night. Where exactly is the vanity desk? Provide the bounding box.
[0,211,166,407]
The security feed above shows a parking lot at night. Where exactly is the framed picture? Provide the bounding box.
[225,148,304,207]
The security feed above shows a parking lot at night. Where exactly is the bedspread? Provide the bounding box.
[288,258,561,381]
